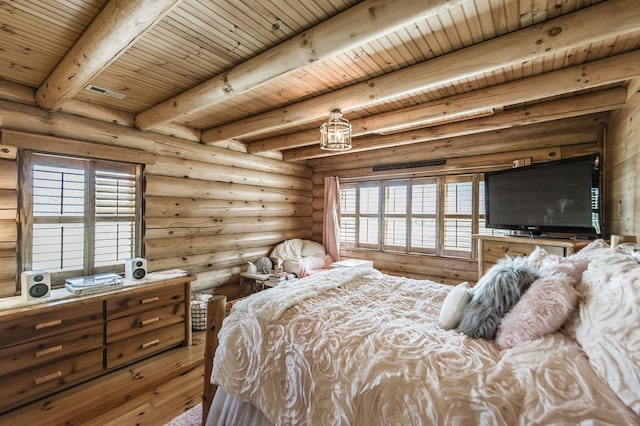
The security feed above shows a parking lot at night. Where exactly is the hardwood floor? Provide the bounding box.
[0,331,206,426]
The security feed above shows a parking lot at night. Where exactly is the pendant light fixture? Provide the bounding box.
[320,109,352,151]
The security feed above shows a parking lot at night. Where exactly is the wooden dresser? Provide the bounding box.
[0,274,195,413]
[475,235,588,277]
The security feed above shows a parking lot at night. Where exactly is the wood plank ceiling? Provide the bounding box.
[1,0,639,162]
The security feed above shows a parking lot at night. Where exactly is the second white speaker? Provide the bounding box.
[125,258,147,281]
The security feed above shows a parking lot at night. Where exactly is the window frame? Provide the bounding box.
[382,179,409,252]
[19,151,143,287]
[442,175,480,257]
[356,181,382,250]
[340,174,492,259]
[409,177,438,255]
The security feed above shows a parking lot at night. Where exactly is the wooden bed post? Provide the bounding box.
[202,295,227,425]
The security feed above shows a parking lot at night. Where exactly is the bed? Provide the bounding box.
[202,239,640,425]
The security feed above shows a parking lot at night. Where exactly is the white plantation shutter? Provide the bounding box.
[22,152,141,286]
[444,177,473,256]
[31,161,86,271]
[339,185,356,246]
[358,185,380,249]
[94,167,138,267]
[410,179,437,253]
[384,181,407,249]
[338,175,483,258]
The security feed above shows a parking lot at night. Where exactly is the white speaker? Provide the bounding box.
[125,258,147,281]
[21,270,51,300]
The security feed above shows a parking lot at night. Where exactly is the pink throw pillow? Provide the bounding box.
[495,274,579,349]
[527,246,589,284]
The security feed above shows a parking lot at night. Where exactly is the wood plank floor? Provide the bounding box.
[0,331,206,426]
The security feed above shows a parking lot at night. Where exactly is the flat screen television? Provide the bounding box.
[484,154,601,237]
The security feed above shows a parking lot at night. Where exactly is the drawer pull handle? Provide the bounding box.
[141,317,160,326]
[141,339,160,349]
[34,319,62,330]
[141,297,160,304]
[35,345,63,357]
[34,371,62,385]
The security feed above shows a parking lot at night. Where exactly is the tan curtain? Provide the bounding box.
[322,176,341,262]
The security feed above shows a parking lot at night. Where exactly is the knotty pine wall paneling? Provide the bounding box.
[606,79,640,237]
[0,153,18,297]
[0,97,313,297]
[144,155,313,293]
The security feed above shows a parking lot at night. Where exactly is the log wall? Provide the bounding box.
[0,80,638,297]
[308,114,608,284]
[606,79,640,237]
[0,98,313,297]
[0,155,17,297]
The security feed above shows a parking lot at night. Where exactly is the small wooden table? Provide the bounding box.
[239,272,270,294]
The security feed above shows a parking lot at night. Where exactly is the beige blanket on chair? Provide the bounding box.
[270,239,329,277]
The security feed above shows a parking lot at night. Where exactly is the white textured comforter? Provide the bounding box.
[211,268,638,425]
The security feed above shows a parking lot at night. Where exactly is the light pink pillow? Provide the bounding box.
[495,274,579,349]
[527,246,589,283]
[497,248,588,350]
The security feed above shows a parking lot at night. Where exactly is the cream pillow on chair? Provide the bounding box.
[439,282,472,330]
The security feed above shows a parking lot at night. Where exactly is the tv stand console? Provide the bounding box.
[474,235,588,277]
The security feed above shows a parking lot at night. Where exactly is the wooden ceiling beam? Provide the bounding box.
[285,90,622,161]
[0,130,156,164]
[0,77,200,138]
[308,114,608,171]
[320,145,600,180]
[134,0,467,131]
[248,51,640,153]
[202,0,639,144]
[35,0,182,111]
[0,78,35,106]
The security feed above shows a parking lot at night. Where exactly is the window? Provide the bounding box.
[358,184,381,249]
[340,174,503,258]
[20,152,142,286]
[410,178,437,254]
[443,176,475,256]
[384,181,408,250]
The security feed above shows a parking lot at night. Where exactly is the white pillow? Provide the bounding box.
[439,282,471,330]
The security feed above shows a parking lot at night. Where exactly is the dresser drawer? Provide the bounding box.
[0,324,103,376]
[0,349,103,412]
[0,300,103,348]
[106,302,186,343]
[105,322,185,369]
[105,284,185,320]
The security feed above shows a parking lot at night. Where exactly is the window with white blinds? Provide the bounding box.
[410,178,437,254]
[444,177,474,256]
[21,152,141,285]
[384,181,407,250]
[358,185,381,249]
[339,185,356,246]
[339,174,485,258]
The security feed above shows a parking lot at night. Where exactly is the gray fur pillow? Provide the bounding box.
[457,256,540,340]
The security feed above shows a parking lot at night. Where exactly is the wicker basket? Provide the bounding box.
[191,293,213,331]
